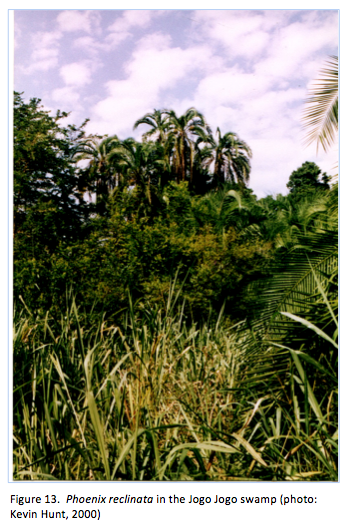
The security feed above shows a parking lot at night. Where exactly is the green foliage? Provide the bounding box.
[287,161,330,199]
[13,283,337,480]
[13,92,90,309]
[13,91,338,481]
[14,91,88,236]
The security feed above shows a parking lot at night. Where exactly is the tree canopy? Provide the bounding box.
[287,161,330,198]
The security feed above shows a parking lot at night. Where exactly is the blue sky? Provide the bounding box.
[14,9,338,197]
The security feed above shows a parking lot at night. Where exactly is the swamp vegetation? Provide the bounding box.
[13,58,338,480]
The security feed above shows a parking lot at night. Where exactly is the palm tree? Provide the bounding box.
[194,187,252,233]
[73,135,121,206]
[134,109,174,187]
[190,142,214,194]
[165,107,211,183]
[210,128,252,187]
[302,55,338,153]
[113,138,166,208]
[133,109,169,144]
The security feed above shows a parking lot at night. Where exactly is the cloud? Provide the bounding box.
[87,33,214,136]
[24,58,58,73]
[22,30,61,74]
[56,10,101,34]
[254,15,338,80]
[51,86,81,107]
[60,62,92,86]
[103,10,155,50]
[72,35,100,58]
[191,10,279,60]
[240,88,305,136]
[107,9,154,32]
[195,68,272,109]
[192,10,337,73]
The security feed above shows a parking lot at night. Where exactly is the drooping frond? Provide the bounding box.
[133,109,169,144]
[235,219,338,380]
[302,55,338,153]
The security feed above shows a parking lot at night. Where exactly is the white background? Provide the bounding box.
[4,2,348,528]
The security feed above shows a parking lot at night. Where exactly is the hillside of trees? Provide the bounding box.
[13,77,338,481]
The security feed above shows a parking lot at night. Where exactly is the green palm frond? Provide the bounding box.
[248,234,337,339]
[234,216,337,405]
[212,128,252,186]
[303,55,338,153]
[133,109,169,144]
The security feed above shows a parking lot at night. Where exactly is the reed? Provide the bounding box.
[13,283,337,481]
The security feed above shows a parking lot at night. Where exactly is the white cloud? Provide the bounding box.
[88,33,214,136]
[60,62,92,86]
[240,88,305,136]
[255,15,338,81]
[103,30,131,49]
[22,30,61,74]
[32,48,56,61]
[24,58,58,73]
[35,30,62,48]
[107,10,153,32]
[193,10,337,76]
[56,10,100,34]
[73,35,100,58]
[191,10,280,59]
[195,69,271,108]
[51,86,81,107]
[103,10,155,50]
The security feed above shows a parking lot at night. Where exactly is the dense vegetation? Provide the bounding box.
[13,74,338,481]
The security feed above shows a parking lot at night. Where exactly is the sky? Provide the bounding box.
[13,9,338,198]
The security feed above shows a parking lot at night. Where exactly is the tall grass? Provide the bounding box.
[13,285,337,480]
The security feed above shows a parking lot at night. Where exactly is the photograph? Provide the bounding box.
[13,9,338,482]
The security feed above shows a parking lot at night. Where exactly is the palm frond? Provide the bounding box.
[302,55,338,153]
